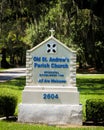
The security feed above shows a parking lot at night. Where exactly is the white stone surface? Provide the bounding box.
[18,104,82,125]
[22,89,80,104]
[26,36,76,87]
[18,36,82,125]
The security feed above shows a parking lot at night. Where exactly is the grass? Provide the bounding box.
[77,74,104,120]
[0,77,25,114]
[77,74,104,94]
[0,76,25,90]
[0,74,104,129]
[0,121,104,130]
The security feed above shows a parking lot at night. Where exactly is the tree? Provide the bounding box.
[0,0,104,70]
[0,0,57,66]
[74,0,104,70]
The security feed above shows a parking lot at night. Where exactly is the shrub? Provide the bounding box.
[0,90,17,119]
[86,99,104,123]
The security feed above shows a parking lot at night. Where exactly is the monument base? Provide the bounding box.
[18,104,82,125]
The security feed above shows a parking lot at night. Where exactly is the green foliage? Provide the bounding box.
[0,77,25,115]
[80,94,104,121]
[0,75,104,122]
[77,74,104,120]
[0,0,57,66]
[0,0,104,69]
[0,89,17,119]
[86,99,104,122]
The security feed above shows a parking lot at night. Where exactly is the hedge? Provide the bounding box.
[86,99,104,123]
[0,90,17,119]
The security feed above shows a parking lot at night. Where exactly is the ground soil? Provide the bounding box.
[77,67,104,74]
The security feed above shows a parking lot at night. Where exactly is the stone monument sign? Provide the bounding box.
[18,30,82,125]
